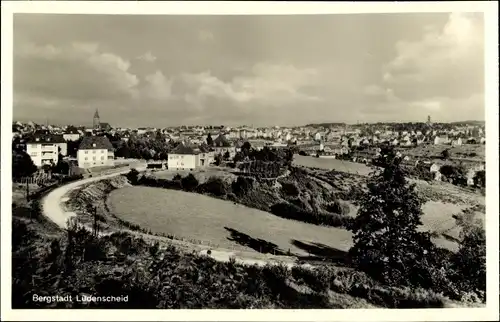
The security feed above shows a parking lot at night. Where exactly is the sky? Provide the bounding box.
[13,12,485,128]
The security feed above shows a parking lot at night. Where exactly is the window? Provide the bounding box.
[85,157,88,161]
[93,150,96,154]
[31,152,38,156]
[93,156,96,161]
[84,151,88,154]
[101,156,104,160]
[30,144,37,148]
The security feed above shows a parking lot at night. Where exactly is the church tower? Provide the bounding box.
[93,109,100,129]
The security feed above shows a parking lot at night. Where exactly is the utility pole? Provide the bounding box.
[26,179,30,202]
[92,206,98,237]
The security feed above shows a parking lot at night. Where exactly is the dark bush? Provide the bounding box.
[197,177,229,197]
[326,200,350,215]
[270,202,349,228]
[281,182,300,197]
[126,169,140,184]
[181,174,199,191]
[231,176,254,196]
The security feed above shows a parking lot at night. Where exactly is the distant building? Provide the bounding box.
[434,135,450,145]
[26,134,66,167]
[451,138,463,146]
[213,134,236,157]
[63,126,81,141]
[93,109,100,130]
[77,136,115,168]
[92,109,112,132]
[167,144,214,170]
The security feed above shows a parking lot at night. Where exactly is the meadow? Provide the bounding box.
[292,154,373,176]
[107,186,353,258]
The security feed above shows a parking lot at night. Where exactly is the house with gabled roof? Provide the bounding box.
[212,134,236,157]
[167,143,214,170]
[77,136,115,168]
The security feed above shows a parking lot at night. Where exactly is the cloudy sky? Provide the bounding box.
[13,12,484,127]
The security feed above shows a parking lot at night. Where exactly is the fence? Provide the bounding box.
[14,174,52,185]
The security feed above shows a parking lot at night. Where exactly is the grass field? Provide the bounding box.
[107,186,353,258]
[107,185,464,255]
[150,167,237,184]
[402,144,485,160]
[293,155,373,176]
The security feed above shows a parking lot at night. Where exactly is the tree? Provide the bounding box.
[453,224,486,298]
[53,154,70,175]
[214,154,222,166]
[348,146,435,286]
[473,170,485,188]
[441,149,450,160]
[440,165,467,186]
[241,141,251,156]
[233,152,244,163]
[223,151,230,160]
[206,133,213,146]
[12,151,37,179]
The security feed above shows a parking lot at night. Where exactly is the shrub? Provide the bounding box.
[453,224,486,300]
[270,202,349,228]
[281,182,300,197]
[181,174,199,191]
[231,176,254,196]
[326,200,350,215]
[126,169,140,185]
[197,177,229,197]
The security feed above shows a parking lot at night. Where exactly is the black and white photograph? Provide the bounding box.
[1,1,498,321]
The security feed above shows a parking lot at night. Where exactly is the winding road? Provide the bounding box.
[40,165,305,268]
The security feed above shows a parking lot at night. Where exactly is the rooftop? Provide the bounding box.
[78,136,114,150]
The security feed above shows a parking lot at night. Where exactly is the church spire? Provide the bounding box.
[93,109,100,130]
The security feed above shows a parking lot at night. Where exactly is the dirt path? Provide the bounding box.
[41,166,147,229]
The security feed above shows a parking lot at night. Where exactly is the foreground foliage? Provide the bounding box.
[348,146,485,302]
[13,210,453,309]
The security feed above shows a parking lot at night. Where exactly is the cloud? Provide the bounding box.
[382,12,484,101]
[361,13,484,121]
[179,63,321,107]
[198,30,215,42]
[15,41,140,104]
[137,51,157,62]
[143,70,174,100]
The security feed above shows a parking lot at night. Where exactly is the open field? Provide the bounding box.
[293,154,373,176]
[150,167,237,184]
[107,185,462,254]
[108,186,353,257]
[401,144,485,160]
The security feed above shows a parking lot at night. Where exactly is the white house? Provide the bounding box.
[451,138,463,146]
[167,144,213,170]
[26,134,66,167]
[77,136,115,168]
[434,135,450,145]
[314,132,322,142]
